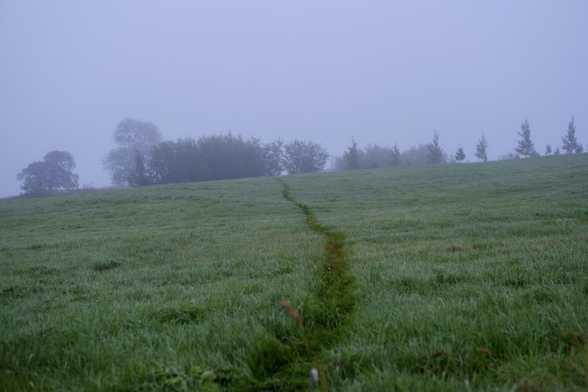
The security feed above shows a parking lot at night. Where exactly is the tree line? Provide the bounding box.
[336,116,584,171]
[101,118,329,188]
[15,116,585,196]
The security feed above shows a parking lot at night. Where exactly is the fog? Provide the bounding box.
[1,1,587,198]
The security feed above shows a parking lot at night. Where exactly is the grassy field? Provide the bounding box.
[1,154,587,391]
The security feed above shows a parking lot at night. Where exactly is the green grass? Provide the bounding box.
[1,154,587,391]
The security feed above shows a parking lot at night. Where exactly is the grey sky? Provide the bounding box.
[1,1,587,197]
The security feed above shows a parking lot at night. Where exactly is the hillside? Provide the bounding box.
[1,154,587,391]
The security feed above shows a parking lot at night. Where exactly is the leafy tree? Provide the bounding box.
[561,116,583,153]
[475,133,489,162]
[263,138,285,176]
[427,130,445,164]
[343,137,361,170]
[336,143,390,170]
[401,144,430,166]
[390,142,401,166]
[362,144,389,168]
[103,118,163,185]
[149,138,203,184]
[198,133,265,181]
[17,151,79,196]
[545,145,552,155]
[515,117,536,157]
[455,146,466,163]
[127,150,150,187]
[554,146,560,155]
[148,133,266,184]
[283,139,329,174]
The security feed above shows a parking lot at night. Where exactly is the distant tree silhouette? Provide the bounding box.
[197,132,265,181]
[561,116,583,153]
[343,137,361,170]
[148,133,275,184]
[362,144,390,168]
[427,130,445,164]
[263,138,285,176]
[283,139,329,174]
[127,150,150,187]
[103,118,162,185]
[515,117,536,157]
[17,151,79,197]
[149,138,203,184]
[475,133,489,162]
[454,146,466,163]
[401,144,430,166]
[390,142,401,166]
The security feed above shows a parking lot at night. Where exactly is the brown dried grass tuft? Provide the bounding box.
[448,243,472,252]
[279,299,303,328]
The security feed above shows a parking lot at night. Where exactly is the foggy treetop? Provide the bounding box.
[1,1,587,197]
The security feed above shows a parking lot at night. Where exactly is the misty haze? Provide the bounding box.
[1,2,588,391]
[1,2,587,197]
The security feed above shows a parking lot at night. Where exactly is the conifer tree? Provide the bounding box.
[475,133,489,162]
[515,117,535,157]
[562,116,583,153]
[454,146,465,163]
[390,141,401,166]
[427,130,444,164]
[343,137,361,170]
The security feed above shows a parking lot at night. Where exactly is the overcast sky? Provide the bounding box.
[1,1,587,197]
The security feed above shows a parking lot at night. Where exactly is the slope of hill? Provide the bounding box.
[1,154,587,391]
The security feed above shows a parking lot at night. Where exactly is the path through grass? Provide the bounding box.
[283,154,588,390]
[0,178,322,391]
[278,179,355,390]
[1,154,587,391]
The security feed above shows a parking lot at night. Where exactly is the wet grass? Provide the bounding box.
[283,154,588,391]
[1,153,587,390]
[280,179,355,329]
[273,179,355,391]
[0,178,322,391]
